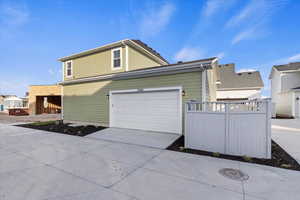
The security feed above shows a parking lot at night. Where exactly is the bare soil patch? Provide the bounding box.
[0,113,60,124]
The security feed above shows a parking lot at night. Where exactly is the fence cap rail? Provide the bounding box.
[187,99,271,104]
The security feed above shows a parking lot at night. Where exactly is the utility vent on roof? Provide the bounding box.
[177,61,183,64]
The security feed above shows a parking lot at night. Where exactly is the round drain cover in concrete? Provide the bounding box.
[219,168,249,181]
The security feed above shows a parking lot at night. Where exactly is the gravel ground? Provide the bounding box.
[0,112,60,124]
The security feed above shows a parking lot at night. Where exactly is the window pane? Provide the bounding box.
[114,50,120,58]
[114,59,121,68]
[67,69,72,76]
[66,62,72,76]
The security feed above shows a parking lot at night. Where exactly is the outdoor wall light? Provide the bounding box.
[106,94,109,99]
[296,97,299,101]
[182,90,186,96]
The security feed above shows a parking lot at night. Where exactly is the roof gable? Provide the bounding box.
[58,39,168,65]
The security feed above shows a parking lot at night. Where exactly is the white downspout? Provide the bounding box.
[201,64,207,102]
[61,62,64,121]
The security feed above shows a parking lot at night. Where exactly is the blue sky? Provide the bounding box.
[0,0,300,97]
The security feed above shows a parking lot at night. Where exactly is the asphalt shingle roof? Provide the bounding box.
[216,64,264,90]
[274,62,300,71]
[131,39,169,64]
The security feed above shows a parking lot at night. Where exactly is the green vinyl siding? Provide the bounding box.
[128,46,161,70]
[63,45,163,81]
[63,71,202,127]
[63,46,126,80]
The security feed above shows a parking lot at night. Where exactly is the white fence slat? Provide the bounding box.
[185,99,271,159]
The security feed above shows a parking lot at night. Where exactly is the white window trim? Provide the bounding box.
[65,60,73,78]
[111,47,122,70]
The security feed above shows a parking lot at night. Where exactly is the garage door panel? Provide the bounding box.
[110,89,181,134]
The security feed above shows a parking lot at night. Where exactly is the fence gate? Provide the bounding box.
[185,100,271,159]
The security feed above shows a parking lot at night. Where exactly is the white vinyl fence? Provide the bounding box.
[185,99,272,159]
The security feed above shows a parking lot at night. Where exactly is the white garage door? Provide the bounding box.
[110,88,182,134]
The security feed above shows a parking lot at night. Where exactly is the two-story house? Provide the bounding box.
[216,63,264,101]
[59,39,218,135]
[269,62,300,118]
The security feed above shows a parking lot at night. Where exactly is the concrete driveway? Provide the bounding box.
[272,119,300,164]
[1,124,300,200]
[86,127,181,149]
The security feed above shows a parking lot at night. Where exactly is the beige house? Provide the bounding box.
[216,63,264,101]
[59,39,218,134]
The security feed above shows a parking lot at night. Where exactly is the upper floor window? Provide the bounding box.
[112,48,121,69]
[66,61,73,77]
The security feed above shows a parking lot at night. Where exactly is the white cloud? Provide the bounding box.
[202,0,223,17]
[226,0,287,28]
[287,53,300,62]
[228,0,287,45]
[139,2,175,37]
[216,52,225,59]
[226,0,263,27]
[237,68,256,73]
[48,68,55,76]
[0,3,29,26]
[174,47,205,62]
[202,0,236,17]
[231,28,256,44]
[48,68,61,81]
[270,53,300,65]
[0,2,29,40]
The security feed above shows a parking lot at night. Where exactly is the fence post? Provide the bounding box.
[203,102,206,112]
[265,99,272,159]
[184,103,189,148]
[224,103,229,154]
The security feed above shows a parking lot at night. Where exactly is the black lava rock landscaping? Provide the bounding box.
[17,121,106,137]
[167,136,300,171]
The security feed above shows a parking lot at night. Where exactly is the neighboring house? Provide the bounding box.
[28,85,62,115]
[0,94,30,113]
[59,39,218,135]
[216,63,264,101]
[1,95,19,111]
[3,96,23,110]
[269,62,300,118]
[0,95,5,111]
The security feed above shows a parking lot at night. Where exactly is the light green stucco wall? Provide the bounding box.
[63,71,202,127]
